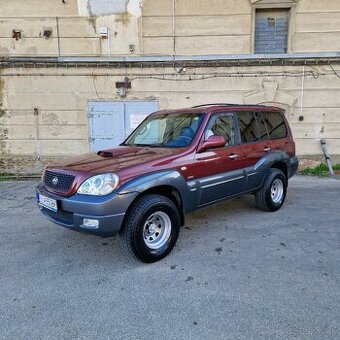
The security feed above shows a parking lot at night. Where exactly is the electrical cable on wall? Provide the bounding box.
[1,69,326,79]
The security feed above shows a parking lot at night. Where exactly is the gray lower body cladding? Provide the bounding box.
[36,183,139,237]
[288,156,299,178]
[36,156,298,237]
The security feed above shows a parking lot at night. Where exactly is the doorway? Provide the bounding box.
[88,100,159,151]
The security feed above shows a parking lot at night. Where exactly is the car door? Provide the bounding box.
[236,110,271,190]
[194,112,246,206]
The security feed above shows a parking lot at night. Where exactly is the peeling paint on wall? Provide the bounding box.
[127,0,142,17]
[114,12,132,26]
[78,0,141,17]
[78,0,90,16]
[43,112,62,137]
[0,73,5,156]
[89,0,128,16]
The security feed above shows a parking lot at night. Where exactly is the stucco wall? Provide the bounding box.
[0,0,340,173]
[0,0,141,57]
[0,0,340,56]
[1,63,340,173]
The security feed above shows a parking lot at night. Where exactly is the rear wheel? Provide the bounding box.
[120,194,180,263]
[255,168,287,212]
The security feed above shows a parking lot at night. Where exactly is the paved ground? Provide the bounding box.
[0,176,339,340]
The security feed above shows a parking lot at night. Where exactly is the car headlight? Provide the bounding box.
[77,173,119,196]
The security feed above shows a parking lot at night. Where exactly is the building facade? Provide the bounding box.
[0,0,340,173]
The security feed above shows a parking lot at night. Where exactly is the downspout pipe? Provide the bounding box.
[299,65,305,121]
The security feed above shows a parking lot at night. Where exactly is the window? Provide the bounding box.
[255,112,270,141]
[254,8,289,54]
[205,114,236,146]
[237,112,258,143]
[124,112,203,148]
[262,111,287,140]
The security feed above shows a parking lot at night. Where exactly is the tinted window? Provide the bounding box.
[262,111,287,140]
[237,112,258,143]
[255,112,270,141]
[205,114,236,146]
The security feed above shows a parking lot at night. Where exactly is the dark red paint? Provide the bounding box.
[44,105,295,197]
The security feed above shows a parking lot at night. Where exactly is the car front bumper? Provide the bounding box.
[36,183,139,237]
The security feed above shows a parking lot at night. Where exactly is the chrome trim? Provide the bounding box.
[113,213,126,217]
[201,175,244,189]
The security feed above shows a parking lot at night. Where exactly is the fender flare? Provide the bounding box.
[254,151,291,183]
[117,170,195,213]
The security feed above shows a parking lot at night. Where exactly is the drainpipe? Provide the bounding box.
[299,65,305,121]
[56,17,61,57]
[172,0,176,58]
[108,27,111,57]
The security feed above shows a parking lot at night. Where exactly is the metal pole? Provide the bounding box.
[321,139,334,176]
[56,17,61,57]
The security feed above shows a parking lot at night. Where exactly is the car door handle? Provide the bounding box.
[228,154,239,159]
[264,147,271,152]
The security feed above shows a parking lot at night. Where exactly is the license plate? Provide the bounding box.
[38,194,58,212]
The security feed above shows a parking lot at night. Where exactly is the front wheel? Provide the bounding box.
[120,194,180,263]
[255,168,287,212]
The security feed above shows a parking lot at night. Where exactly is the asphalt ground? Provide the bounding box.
[0,175,339,340]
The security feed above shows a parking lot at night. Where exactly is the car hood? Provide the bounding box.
[46,146,184,175]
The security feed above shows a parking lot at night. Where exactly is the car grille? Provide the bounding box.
[44,170,75,193]
[40,207,74,226]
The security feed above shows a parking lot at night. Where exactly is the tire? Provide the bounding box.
[255,168,287,212]
[120,194,180,263]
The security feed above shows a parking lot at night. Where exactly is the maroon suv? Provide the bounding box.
[36,104,298,262]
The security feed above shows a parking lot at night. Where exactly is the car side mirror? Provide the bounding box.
[197,135,226,153]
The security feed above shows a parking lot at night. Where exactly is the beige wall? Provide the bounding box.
[143,0,340,55]
[1,63,340,172]
[0,0,79,17]
[1,0,340,56]
[1,0,340,173]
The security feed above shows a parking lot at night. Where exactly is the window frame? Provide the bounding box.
[203,112,240,148]
[251,1,296,54]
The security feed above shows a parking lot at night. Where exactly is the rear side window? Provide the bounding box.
[255,112,270,141]
[237,112,258,143]
[262,111,287,140]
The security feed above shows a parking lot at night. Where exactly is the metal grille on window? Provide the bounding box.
[255,9,289,54]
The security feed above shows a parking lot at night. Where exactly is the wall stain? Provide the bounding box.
[115,12,131,26]
[0,72,5,157]
[43,112,62,137]
[88,17,97,33]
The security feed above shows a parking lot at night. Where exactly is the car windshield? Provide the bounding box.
[123,112,204,148]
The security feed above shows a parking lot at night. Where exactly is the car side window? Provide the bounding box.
[205,114,236,146]
[255,112,270,141]
[237,111,258,143]
[262,111,287,140]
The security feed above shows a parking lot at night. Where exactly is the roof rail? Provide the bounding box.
[192,103,268,108]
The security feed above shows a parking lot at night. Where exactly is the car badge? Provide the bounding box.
[52,177,59,186]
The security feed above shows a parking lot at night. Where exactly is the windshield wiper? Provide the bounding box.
[127,143,166,148]
[148,143,166,148]
[130,143,153,147]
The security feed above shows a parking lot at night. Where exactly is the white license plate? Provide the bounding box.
[38,194,58,212]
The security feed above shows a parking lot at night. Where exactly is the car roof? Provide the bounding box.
[150,104,285,116]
